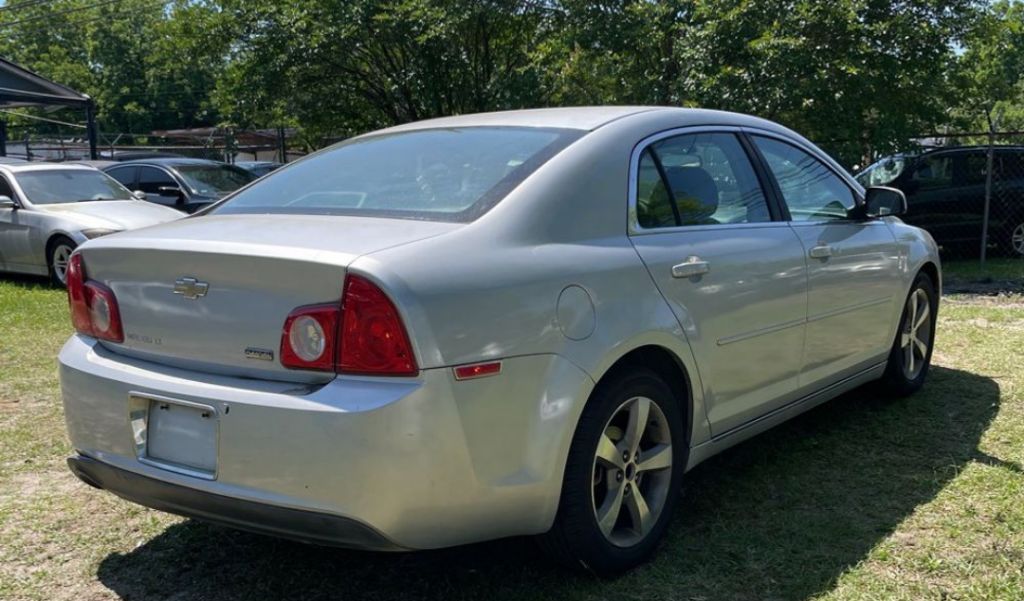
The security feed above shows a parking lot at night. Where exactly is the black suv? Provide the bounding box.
[104,158,256,214]
[857,146,1024,256]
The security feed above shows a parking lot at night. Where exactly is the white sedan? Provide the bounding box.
[0,163,183,285]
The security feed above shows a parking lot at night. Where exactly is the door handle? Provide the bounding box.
[672,256,711,279]
[809,244,833,259]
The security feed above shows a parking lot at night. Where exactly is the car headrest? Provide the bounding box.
[663,166,719,223]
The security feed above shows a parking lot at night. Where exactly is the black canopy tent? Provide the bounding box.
[0,57,98,159]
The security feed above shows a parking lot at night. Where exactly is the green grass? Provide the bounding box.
[1,276,1023,600]
[944,258,1024,285]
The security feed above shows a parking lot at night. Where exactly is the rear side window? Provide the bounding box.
[138,167,177,194]
[752,136,855,222]
[106,166,136,188]
[212,127,582,222]
[636,132,771,228]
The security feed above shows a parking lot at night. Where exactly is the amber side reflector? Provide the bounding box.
[453,361,502,381]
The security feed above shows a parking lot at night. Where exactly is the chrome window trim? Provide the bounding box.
[628,125,782,235]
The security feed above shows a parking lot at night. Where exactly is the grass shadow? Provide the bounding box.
[96,366,1000,601]
[0,272,55,291]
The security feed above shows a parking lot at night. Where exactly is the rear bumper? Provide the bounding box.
[59,335,593,550]
[67,454,401,550]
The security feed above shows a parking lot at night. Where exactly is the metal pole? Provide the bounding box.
[277,125,287,163]
[0,119,6,157]
[24,134,31,161]
[980,113,997,265]
[85,102,99,160]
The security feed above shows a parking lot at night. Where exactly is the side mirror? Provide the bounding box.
[863,186,907,218]
[0,195,15,209]
[158,185,183,198]
[132,190,147,201]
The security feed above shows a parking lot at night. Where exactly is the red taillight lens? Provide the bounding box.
[278,275,417,376]
[66,254,124,342]
[338,275,418,376]
[67,254,91,334]
[280,304,339,371]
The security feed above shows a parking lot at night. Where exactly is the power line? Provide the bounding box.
[0,0,57,13]
[0,0,170,29]
[0,0,135,27]
[0,108,86,128]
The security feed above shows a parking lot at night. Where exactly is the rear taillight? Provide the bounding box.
[66,254,124,342]
[338,275,418,376]
[280,304,339,371]
[279,274,418,376]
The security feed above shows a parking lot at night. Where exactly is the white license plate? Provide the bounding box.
[143,397,218,476]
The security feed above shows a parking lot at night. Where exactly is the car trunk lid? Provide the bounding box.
[78,214,458,383]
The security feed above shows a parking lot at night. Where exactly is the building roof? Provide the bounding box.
[0,57,91,108]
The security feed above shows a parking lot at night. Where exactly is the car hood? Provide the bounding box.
[36,201,185,230]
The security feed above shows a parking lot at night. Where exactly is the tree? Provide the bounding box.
[956,0,1024,135]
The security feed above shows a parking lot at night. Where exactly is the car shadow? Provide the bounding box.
[0,272,57,290]
[96,366,1003,601]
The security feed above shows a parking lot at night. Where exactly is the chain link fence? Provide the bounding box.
[856,131,1024,266]
[0,125,304,164]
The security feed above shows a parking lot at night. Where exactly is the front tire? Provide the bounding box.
[48,236,76,287]
[539,368,686,575]
[879,272,938,396]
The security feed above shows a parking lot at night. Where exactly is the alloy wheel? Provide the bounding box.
[52,244,73,285]
[1011,223,1024,256]
[900,288,932,380]
[591,396,673,548]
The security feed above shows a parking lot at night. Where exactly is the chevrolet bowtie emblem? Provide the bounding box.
[173,277,209,300]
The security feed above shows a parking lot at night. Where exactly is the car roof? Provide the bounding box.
[0,162,99,174]
[110,157,226,167]
[920,145,1024,156]
[374,106,797,138]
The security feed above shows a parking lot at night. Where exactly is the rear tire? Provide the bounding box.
[47,236,76,288]
[879,271,938,397]
[539,368,686,575]
[1000,220,1024,257]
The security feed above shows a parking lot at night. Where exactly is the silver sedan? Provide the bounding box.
[0,163,184,285]
[59,107,940,574]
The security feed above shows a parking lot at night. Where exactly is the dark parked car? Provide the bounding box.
[235,160,284,178]
[857,146,1024,256]
[103,158,257,214]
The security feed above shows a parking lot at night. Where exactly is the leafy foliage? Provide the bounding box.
[0,0,1020,165]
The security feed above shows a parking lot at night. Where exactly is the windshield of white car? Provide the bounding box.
[210,127,583,222]
[856,156,908,187]
[15,169,134,204]
[176,164,256,196]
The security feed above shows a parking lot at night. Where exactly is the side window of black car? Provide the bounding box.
[964,154,989,185]
[910,155,954,190]
[106,166,136,189]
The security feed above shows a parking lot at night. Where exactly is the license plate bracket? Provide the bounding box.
[130,393,218,479]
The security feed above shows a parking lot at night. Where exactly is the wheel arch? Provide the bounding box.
[588,344,696,450]
[918,261,941,296]
[45,232,78,267]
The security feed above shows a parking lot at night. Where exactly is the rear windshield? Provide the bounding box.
[16,169,133,205]
[210,127,582,222]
